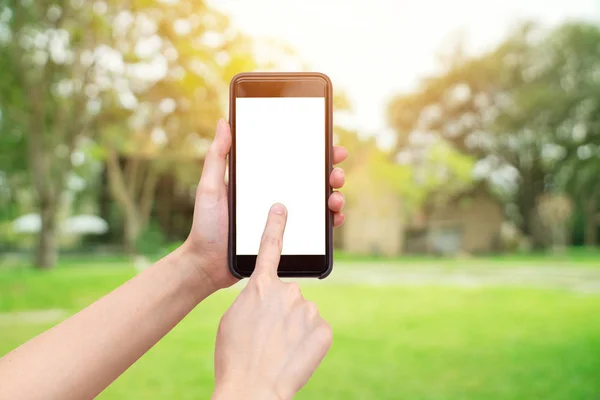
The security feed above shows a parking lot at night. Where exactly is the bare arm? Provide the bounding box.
[0,246,212,400]
[0,120,236,400]
[0,120,347,400]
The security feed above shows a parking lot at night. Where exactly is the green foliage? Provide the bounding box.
[387,21,600,243]
[342,129,475,213]
[164,241,185,254]
[135,221,167,256]
[417,141,476,203]
[0,0,267,261]
[0,221,33,251]
[365,144,412,197]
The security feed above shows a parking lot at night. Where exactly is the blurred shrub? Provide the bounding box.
[136,222,167,256]
[165,241,185,254]
[0,222,33,251]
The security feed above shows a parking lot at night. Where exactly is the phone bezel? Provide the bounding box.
[228,72,333,279]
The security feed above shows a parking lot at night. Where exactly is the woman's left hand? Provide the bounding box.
[183,119,347,291]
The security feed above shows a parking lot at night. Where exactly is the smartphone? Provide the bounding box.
[228,72,333,279]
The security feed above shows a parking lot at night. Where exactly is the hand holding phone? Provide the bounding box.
[213,204,333,400]
[184,116,346,291]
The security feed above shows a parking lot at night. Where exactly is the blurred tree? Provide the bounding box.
[556,155,600,246]
[535,193,574,252]
[0,0,112,267]
[537,23,600,246]
[0,104,28,227]
[0,0,261,258]
[95,0,257,253]
[496,23,600,245]
[387,21,600,248]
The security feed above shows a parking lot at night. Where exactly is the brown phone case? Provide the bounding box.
[228,72,333,279]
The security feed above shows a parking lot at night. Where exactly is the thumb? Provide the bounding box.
[198,119,231,196]
[252,203,288,279]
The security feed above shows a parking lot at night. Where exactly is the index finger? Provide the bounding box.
[252,203,288,279]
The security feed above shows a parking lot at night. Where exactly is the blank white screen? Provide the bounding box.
[236,97,325,255]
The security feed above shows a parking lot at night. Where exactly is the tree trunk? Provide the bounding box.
[584,196,598,247]
[36,205,58,269]
[517,170,545,248]
[123,211,140,255]
[106,150,160,254]
[106,150,139,254]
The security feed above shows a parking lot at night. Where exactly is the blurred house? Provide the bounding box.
[338,184,504,256]
[338,159,406,257]
[339,186,405,257]
[404,186,504,255]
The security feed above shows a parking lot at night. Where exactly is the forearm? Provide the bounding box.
[0,244,215,400]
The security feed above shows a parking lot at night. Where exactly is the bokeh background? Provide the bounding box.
[2,0,600,398]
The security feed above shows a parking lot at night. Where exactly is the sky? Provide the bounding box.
[210,0,600,148]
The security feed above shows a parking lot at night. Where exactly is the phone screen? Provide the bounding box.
[235,97,326,256]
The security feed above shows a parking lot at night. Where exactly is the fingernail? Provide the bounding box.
[217,118,226,131]
[272,203,286,215]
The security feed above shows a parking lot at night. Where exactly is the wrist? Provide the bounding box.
[169,242,219,303]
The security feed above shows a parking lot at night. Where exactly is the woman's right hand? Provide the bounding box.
[212,203,333,400]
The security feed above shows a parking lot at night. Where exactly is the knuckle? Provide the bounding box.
[207,142,220,158]
[251,275,271,294]
[316,320,333,345]
[305,300,319,318]
[257,255,277,272]
[262,234,281,249]
[198,181,218,197]
[286,281,301,297]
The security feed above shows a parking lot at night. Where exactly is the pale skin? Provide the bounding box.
[213,204,333,400]
[0,119,347,400]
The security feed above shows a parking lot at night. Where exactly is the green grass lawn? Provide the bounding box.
[1,262,600,399]
[335,246,600,266]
